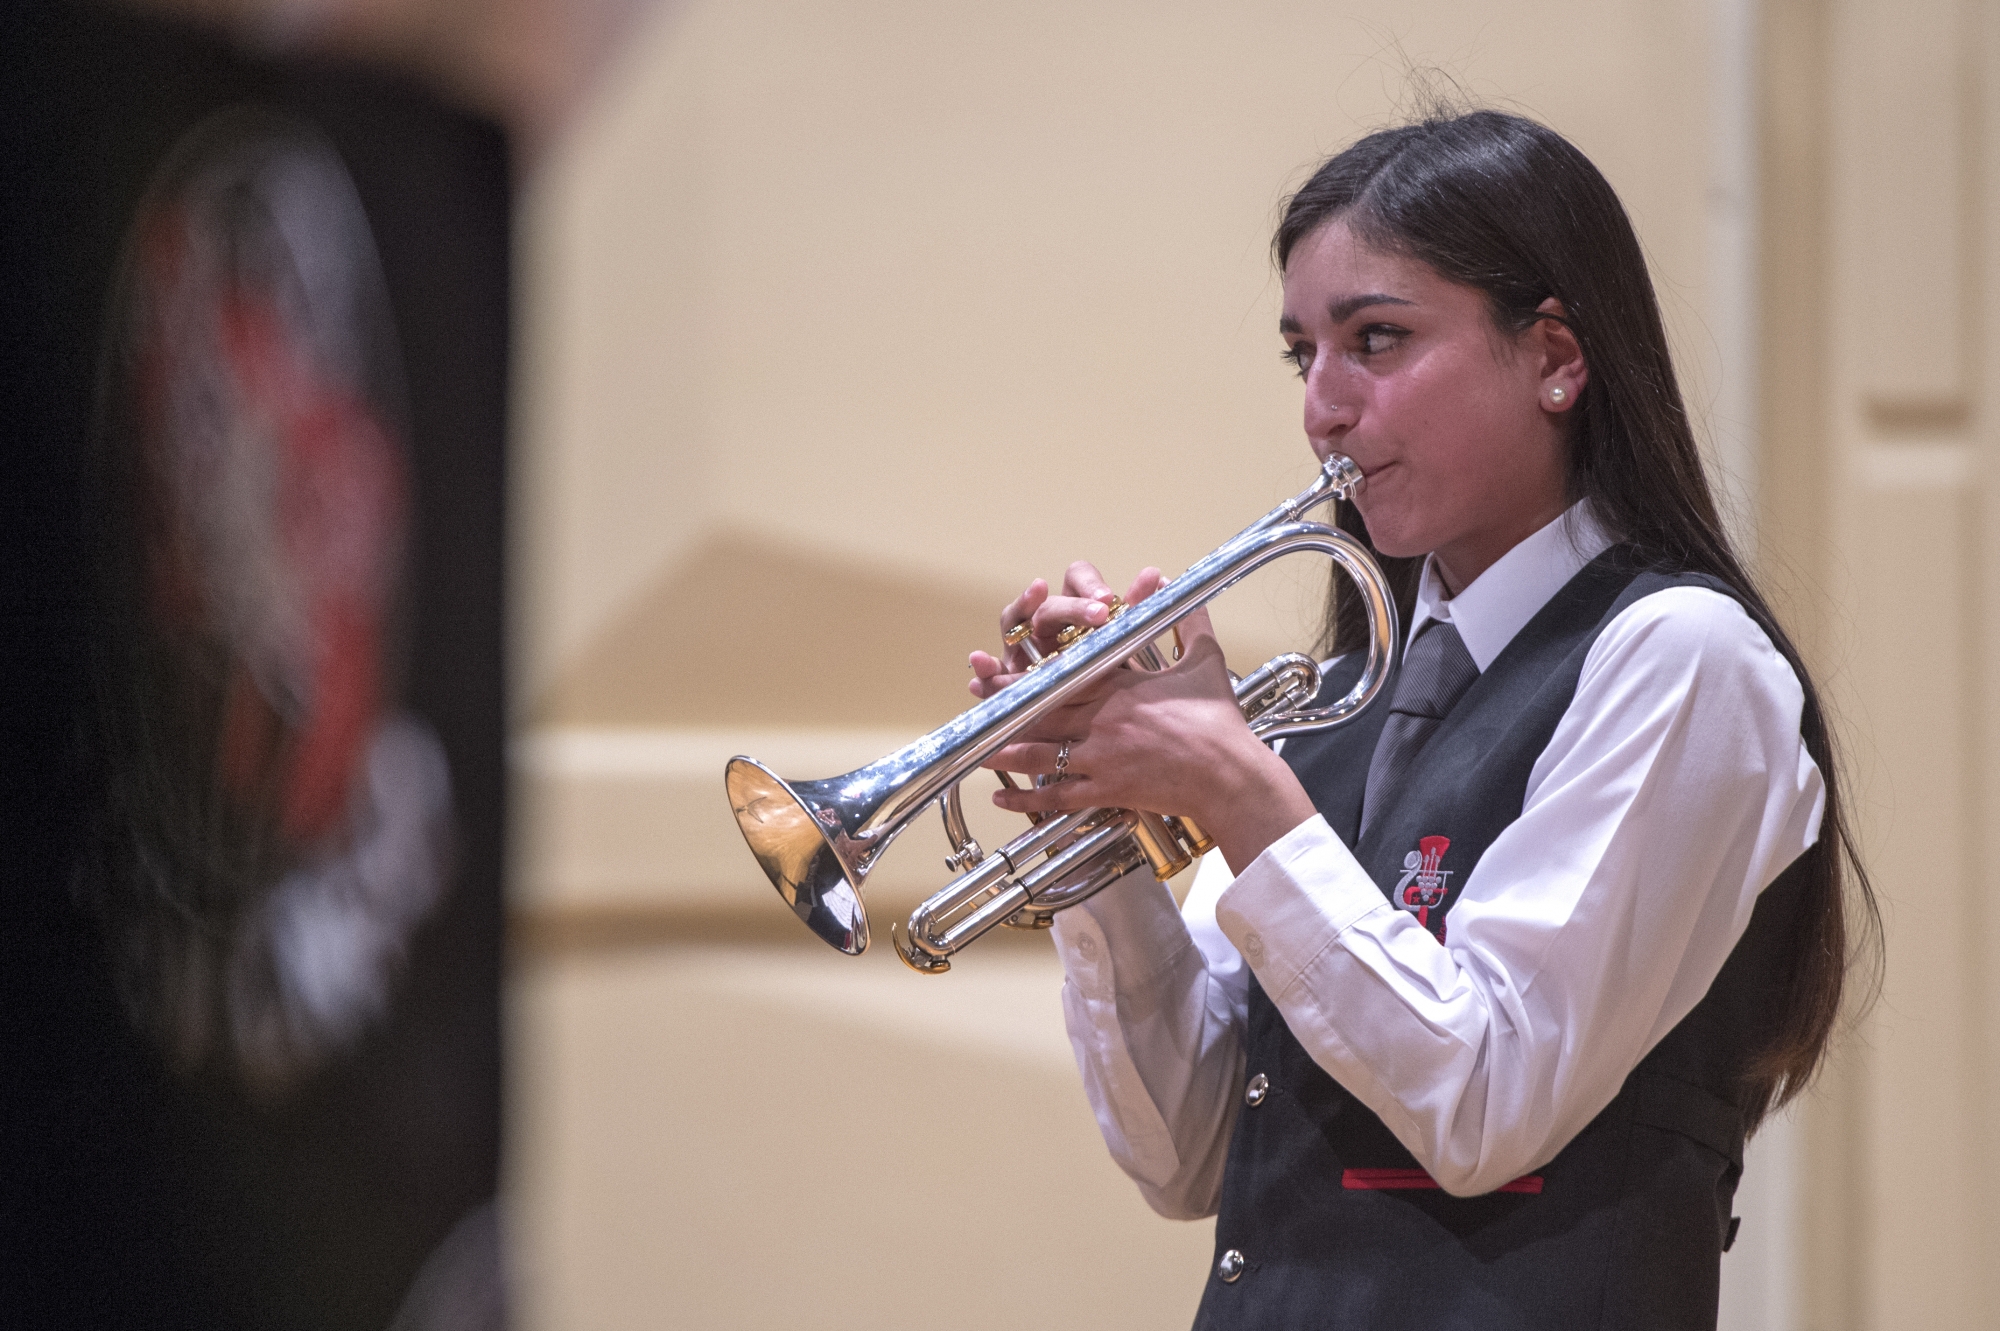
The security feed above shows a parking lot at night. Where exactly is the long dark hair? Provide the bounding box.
[1283,109,1876,1131]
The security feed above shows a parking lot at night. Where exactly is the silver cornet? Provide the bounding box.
[724,454,1399,973]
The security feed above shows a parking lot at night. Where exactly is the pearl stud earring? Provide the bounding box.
[1549,385,1568,405]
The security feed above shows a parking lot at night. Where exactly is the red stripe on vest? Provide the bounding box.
[1341,1168,1544,1195]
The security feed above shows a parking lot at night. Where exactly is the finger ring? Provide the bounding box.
[1054,740,1072,783]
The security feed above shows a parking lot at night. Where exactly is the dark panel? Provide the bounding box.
[0,7,510,1328]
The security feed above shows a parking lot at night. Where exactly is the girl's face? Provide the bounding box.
[1279,219,1581,593]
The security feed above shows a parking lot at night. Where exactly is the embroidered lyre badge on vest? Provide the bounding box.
[1394,835,1453,940]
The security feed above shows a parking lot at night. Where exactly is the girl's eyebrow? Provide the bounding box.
[1329,293,1414,322]
[1278,293,1415,335]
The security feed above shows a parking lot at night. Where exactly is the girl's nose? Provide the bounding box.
[1302,367,1357,454]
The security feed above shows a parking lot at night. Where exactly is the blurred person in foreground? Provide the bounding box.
[3,5,508,1327]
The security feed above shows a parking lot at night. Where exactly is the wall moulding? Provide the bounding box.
[1863,398,1973,435]
[1847,440,1975,490]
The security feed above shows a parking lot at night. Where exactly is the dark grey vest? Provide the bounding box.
[1193,551,1809,1331]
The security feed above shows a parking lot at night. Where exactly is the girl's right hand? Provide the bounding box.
[964,559,1314,874]
[967,562,1167,699]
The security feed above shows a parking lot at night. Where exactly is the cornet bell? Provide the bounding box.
[725,758,872,954]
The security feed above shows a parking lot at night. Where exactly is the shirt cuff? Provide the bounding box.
[1050,872,1193,1000]
[1213,814,1390,999]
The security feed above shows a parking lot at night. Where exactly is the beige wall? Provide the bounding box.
[512,0,1725,724]
[1762,2,2000,1328]
[503,2,1995,1328]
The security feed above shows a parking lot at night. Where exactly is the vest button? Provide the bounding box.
[1244,1072,1269,1107]
[1216,1249,1246,1283]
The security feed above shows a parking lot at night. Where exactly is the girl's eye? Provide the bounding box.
[1358,325,1406,355]
[1281,343,1313,378]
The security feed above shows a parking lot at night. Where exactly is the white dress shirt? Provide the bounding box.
[1048,504,1825,1216]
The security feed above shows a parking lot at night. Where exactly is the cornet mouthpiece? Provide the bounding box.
[1326,454,1366,499]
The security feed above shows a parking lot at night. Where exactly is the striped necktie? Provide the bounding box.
[1359,619,1480,838]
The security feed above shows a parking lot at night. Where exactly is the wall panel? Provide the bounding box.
[1830,0,1969,415]
[1835,482,1978,1329]
[1978,3,2000,1319]
[1767,2,1997,1326]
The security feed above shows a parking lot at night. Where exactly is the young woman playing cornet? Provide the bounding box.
[967,110,1871,1330]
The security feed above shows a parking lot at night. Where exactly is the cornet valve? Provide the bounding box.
[1003,621,1046,666]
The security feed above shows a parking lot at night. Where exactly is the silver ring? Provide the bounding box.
[1054,740,1072,783]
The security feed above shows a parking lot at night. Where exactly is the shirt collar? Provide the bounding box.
[1408,502,1616,672]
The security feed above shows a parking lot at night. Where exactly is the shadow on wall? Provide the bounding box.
[538,529,1012,728]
